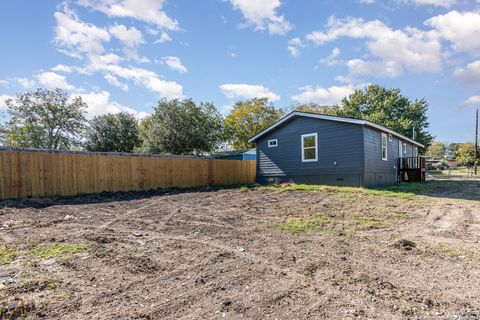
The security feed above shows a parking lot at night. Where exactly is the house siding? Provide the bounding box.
[256,117,365,187]
[363,126,416,186]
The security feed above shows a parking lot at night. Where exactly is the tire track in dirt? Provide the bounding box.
[397,196,480,246]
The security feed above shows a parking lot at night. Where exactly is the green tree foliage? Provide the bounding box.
[295,103,336,114]
[425,141,446,158]
[85,112,141,152]
[447,143,462,159]
[224,98,284,149]
[294,85,433,149]
[456,143,477,166]
[337,85,433,148]
[3,89,87,149]
[139,99,224,155]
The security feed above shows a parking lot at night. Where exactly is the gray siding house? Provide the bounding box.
[248,111,424,187]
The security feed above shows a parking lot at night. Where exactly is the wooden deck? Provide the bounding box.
[398,157,426,183]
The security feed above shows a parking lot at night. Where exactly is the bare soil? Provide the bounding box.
[1,181,480,319]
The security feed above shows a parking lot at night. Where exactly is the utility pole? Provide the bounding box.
[475,108,478,175]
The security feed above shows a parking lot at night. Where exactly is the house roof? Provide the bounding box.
[248,111,425,148]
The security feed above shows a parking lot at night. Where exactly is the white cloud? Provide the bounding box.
[14,77,36,89]
[455,60,480,85]
[89,53,123,67]
[358,0,376,4]
[219,83,280,101]
[54,7,110,57]
[229,0,292,35]
[319,47,341,66]
[77,0,179,30]
[104,74,129,91]
[37,72,74,90]
[86,57,183,98]
[347,59,404,77]
[306,16,442,77]
[292,85,358,105]
[401,0,457,8]
[123,47,150,63]
[52,64,74,73]
[161,56,187,73]
[155,31,172,44]
[426,11,480,55]
[0,95,14,110]
[78,90,148,119]
[52,53,182,99]
[287,37,304,57]
[109,24,144,47]
[461,95,480,107]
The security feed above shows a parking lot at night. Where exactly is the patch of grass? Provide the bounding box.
[0,245,18,265]
[430,243,469,259]
[376,182,431,194]
[29,243,90,260]
[238,186,250,192]
[277,218,319,233]
[278,212,334,233]
[257,183,429,199]
[355,218,383,229]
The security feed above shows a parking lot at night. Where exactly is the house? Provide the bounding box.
[213,148,256,160]
[447,159,458,168]
[248,111,424,187]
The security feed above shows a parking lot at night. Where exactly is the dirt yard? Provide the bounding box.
[1,180,480,319]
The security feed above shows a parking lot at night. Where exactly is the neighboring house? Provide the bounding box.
[213,148,256,160]
[248,111,424,187]
[447,159,458,168]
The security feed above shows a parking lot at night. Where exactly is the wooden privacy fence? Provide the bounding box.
[0,148,256,200]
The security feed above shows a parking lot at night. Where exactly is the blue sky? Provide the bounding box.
[1,0,480,143]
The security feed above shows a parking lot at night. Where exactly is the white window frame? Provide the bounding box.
[398,140,402,157]
[381,132,388,161]
[268,139,278,148]
[388,133,393,142]
[413,146,418,157]
[301,133,318,162]
[402,142,407,155]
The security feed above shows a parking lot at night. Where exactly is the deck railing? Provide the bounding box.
[398,157,426,183]
[398,157,425,170]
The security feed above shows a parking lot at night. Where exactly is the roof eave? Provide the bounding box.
[248,111,424,148]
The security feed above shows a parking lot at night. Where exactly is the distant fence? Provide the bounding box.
[0,148,256,200]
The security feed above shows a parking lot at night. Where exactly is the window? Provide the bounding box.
[381,133,388,161]
[398,140,402,156]
[388,134,393,142]
[268,139,278,148]
[402,142,407,155]
[413,146,418,157]
[301,133,318,162]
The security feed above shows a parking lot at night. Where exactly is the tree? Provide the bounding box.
[3,88,87,150]
[85,112,141,152]
[224,98,284,149]
[425,141,446,158]
[447,143,462,159]
[332,85,433,149]
[139,99,224,155]
[456,143,476,167]
[295,103,336,114]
